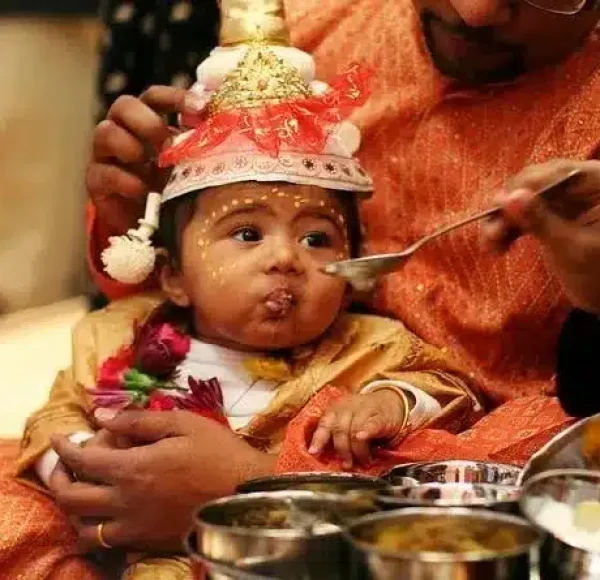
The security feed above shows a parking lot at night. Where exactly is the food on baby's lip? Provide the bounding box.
[582,418,600,468]
[372,519,520,554]
[264,288,295,317]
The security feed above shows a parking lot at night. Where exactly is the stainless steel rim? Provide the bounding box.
[194,490,361,540]
[520,467,600,522]
[383,461,522,483]
[236,472,388,493]
[518,413,600,485]
[376,483,521,509]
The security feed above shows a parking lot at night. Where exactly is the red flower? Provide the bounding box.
[97,347,135,391]
[175,377,228,426]
[148,391,178,411]
[134,322,191,379]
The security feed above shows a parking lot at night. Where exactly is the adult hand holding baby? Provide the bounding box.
[51,410,276,552]
[48,429,121,495]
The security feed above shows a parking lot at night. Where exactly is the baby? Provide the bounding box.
[17,5,480,579]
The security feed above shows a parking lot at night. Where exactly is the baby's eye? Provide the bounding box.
[232,226,262,243]
[300,231,332,248]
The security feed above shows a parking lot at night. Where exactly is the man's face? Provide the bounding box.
[412,0,600,83]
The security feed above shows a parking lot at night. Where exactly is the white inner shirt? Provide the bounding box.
[176,338,278,430]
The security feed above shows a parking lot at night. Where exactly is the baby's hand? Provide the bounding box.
[308,391,407,469]
[48,429,125,490]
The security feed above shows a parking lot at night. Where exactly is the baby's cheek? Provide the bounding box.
[310,276,347,312]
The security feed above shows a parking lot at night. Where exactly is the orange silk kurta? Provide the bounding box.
[89,1,600,408]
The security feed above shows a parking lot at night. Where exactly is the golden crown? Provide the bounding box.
[208,42,311,114]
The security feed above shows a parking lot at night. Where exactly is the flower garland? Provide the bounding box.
[89,321,228,426]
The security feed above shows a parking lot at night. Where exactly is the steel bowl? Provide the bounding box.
[520,413,600,485]
[521,469,600,579]
[236,472,390,494]
[185,532,282,580]
[384,461,522,486]
[346,507,541,580]
[192,490,374,580]
[375,483,521,513]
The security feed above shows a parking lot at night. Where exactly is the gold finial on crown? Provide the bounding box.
[219,0,291,47]
[208,43,310,113]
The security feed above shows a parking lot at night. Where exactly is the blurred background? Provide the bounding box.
[0,0,100,437]
[0,0,218,438]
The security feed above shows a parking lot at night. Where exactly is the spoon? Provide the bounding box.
[323,169,582,291]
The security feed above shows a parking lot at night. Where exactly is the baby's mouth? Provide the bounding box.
[264,288,296,318]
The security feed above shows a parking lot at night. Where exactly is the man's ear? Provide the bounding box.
[158,252,191,308]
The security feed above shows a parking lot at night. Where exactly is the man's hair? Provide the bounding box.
[156,185,363,267]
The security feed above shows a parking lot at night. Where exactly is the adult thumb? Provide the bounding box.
[94,408,182,442]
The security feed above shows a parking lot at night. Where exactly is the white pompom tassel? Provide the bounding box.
[101,192,162,284]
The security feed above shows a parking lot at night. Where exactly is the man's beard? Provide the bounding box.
[420,11,526,85]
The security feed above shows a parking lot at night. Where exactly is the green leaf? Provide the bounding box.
[124,369,158,393]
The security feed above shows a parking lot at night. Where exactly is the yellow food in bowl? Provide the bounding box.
[374,520,520,554]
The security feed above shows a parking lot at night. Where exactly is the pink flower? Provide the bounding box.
[177,377,229,426]
[134,322,191,379]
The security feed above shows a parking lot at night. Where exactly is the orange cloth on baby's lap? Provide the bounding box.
[276,386,573,474]
[0,442,101,580]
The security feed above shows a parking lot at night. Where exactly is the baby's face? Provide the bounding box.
[164,182,351,351]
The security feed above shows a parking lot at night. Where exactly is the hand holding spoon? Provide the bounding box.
[323,170,582,292]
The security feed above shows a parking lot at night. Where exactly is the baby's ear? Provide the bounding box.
[158,250,191,308]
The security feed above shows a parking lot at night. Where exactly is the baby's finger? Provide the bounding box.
[308,412,335,455]
[48,461,75,494]
[350,435,371,466]
[331,409,354,469]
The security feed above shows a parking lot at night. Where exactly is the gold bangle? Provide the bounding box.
[365,385,410,444]
[96,522,113,550]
